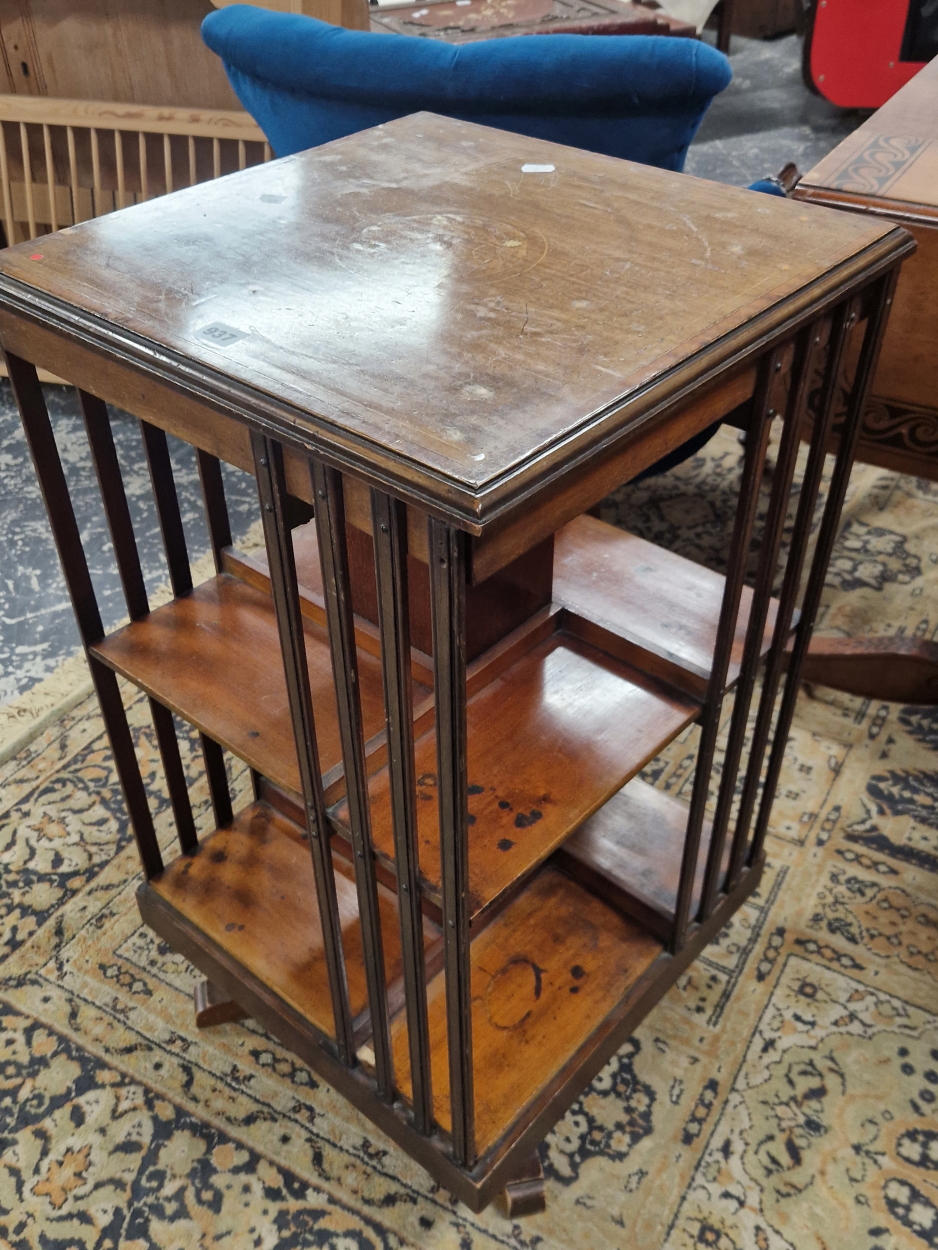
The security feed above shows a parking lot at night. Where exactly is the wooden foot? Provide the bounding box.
[193,978,250,1028]
[496,1153,546,1218]
[800,635,938,704]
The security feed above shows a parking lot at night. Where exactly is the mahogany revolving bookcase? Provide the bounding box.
[0,114,912,1215]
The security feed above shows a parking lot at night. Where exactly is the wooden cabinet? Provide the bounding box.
[795,53,938,479]
[0,113,910,1212]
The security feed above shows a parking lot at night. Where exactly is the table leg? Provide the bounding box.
[715,0,735,52]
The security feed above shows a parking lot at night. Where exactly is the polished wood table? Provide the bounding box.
[793,55,938,703]
[370,0,695,41]
[0,114,909,1213]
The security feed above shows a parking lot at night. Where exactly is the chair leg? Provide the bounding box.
[715,0,735,52]
[194,979,251,1028]
[496,1153,546,1218]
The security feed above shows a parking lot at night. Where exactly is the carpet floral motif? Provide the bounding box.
[2,430,937,1247]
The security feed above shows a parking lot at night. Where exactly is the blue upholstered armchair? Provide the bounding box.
[201,9,773,476]
[202,7,732,171]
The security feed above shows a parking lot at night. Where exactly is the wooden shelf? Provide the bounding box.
[335,627,698,927]
[390,865,663,1156]
[554,776,727,940]
[90,574,431,796]
[554,515,781,699]
[148,801,425,1040]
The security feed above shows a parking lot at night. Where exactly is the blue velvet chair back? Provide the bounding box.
[202,6,732,172]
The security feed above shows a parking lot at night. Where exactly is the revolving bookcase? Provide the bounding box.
[0,114,912,1214]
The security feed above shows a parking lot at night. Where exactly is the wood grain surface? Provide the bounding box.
[370,0,694,41]
[554,776,724,938]
[337,629,697,922]
[798,55,938,216]
[390,865,662,1153]
[554,514,780,697]
[90,574,416,795]
[151,800,408,1038]
[0,0,240,110]
[0,113,899,526]
[795,54,937,479]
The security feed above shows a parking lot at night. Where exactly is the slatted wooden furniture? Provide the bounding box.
[0,95,270,247]
[1,113,911,1214]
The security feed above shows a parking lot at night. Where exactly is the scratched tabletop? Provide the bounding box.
[0,113,895,509]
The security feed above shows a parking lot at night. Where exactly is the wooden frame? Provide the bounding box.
[0,113,911,1213]
[0,94,270,247]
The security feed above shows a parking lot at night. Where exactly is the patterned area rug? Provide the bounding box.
[2,428,938,1249]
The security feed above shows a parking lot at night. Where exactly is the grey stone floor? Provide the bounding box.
[0,32,864,705]
[686,32,863,186]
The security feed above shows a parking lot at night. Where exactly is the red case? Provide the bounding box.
[805,0,927,109]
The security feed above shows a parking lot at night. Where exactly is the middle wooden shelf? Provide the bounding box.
[91,511,779,935]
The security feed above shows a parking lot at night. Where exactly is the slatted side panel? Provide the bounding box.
[0,98,272,244]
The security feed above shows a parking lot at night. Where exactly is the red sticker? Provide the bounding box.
[29,253,43,260]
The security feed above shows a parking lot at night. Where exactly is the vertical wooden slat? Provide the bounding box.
[127,419,194,838]
[138,420,192,597]
[42,124,57,232]
[313,461,393,1100]
[78,389,199,856]
[238,139,246,170]
[671,353,777,952]
[750,276,899,867]
[697,339,807,921]
[19,122,36,239]
[372,487,433,1135]
[163,132,173,195]
[428,516,474,1166]
[725,318,834,891]
[252,432,356,1064]
[67,125,81,223]
[114,130,125,210]
[196,449,232,576]
[90,128,101,216]
[212,137,221,180]
[194,445,234,828]
[0,122,17,246]
[138,131,148,201]
[78,390,148,619]
[200,733,233,830]
[263,142,272,163]
[6,352,161,878]
[188,135,197,187]
[149,701,200,853]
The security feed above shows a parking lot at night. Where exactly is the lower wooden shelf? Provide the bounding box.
[142,800,666,1161]
[147,801,425,1039]
[391,865,663,1156]
[555,776,726,940]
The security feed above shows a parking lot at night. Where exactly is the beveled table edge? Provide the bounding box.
[0,228,913,532]
[794,185,938,230]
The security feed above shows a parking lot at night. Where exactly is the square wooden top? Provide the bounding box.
[0,113,904,525]
[798,56,938,218]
